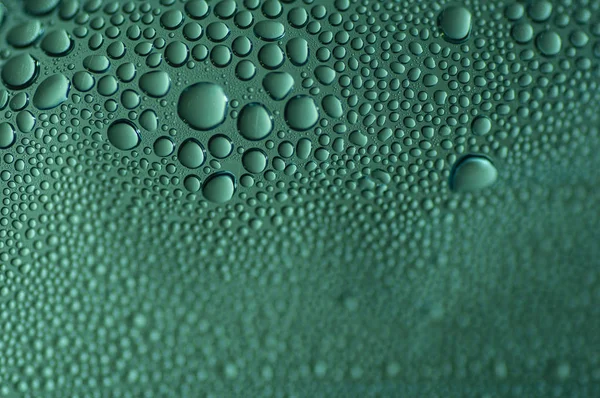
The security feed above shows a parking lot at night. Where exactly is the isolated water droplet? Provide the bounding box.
[33,74,70,110]
[438,6,472,44]
[449,155,498,192]
[178,82,228,131]
[178,138,206,169]
[0,122,16,149]
[237,103,273,141]
[107,120,140,151]
[202,172,236,203]
[285,95,319,131]
[139,71,171,98]
[83,55,111,73]
[1,53,40,90]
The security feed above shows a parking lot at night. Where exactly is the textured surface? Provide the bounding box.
[0,0,599,396]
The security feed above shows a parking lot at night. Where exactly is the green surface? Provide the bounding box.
[0,0,599,397]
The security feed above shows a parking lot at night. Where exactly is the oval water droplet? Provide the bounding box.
[285,95,320,131]
[0,122,16,149]
[107,120,140,151]
[33,74,70,110]
[178,82,228,131]
[1,53,40,90]
[178,138,206,169]
[438,6,472,44]
[449,155,498,192]
[202,172,236,203]
[237,103,274,141]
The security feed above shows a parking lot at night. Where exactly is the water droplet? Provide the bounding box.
[0,122,16,149]
[33,74,70,110]
[254,20,285,41]
[153,136,175,157]
[438,6,472,44]
[202,172,236,203]
[242,148,268,174]
[262,72,294,101]
[536,30,562,56]
[285,95,319,131]
[178,138,206,169]
[237,103,273,141]
[139,71,171,98]
[41,29,74,56]
[1,53,40,90]
[449,155,498,192]
[178,82,228,131]
[107,120,141,151]
[471,115,492,136]
[208,134,233,159]
[7,20,43,48]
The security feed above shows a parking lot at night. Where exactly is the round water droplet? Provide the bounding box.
[322,95,343,118]
[33,74,70,110]
[471,115,492,136]
[449,155,498,192]
[202,172,236,203]
[178,82,228,131]
[0,122,16,149]
[153,136,175,157]
[438,6,472,44]
[72,71,95,92]
[16,110,35,133]
[1,53,40,90]
[107,120,140,151]
[184,175,202,193]
[536,30,562,56]
[178,138,206,169]
[208,134,233,159]
[165,41,190,67]
[237,103,274,141]
[139,71,171,98]
[511,23,534,44]
[242,148,268,174]
[285,95,320,131]
[258,43,285,69]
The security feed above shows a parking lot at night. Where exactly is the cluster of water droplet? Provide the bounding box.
[0,0,599,396]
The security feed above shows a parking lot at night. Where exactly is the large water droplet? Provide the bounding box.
[202,172,236,203]
[237,103,273,141]
[107,120,140,151]
[178,82,228,131]
[178,138,206,169]
[284,95,320,131]
[449,155,498,192]
[0,122,16,149]
[438,6,472,44]
[33,74,70,110]
[138,71,171,98]
[1,53,39,90]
